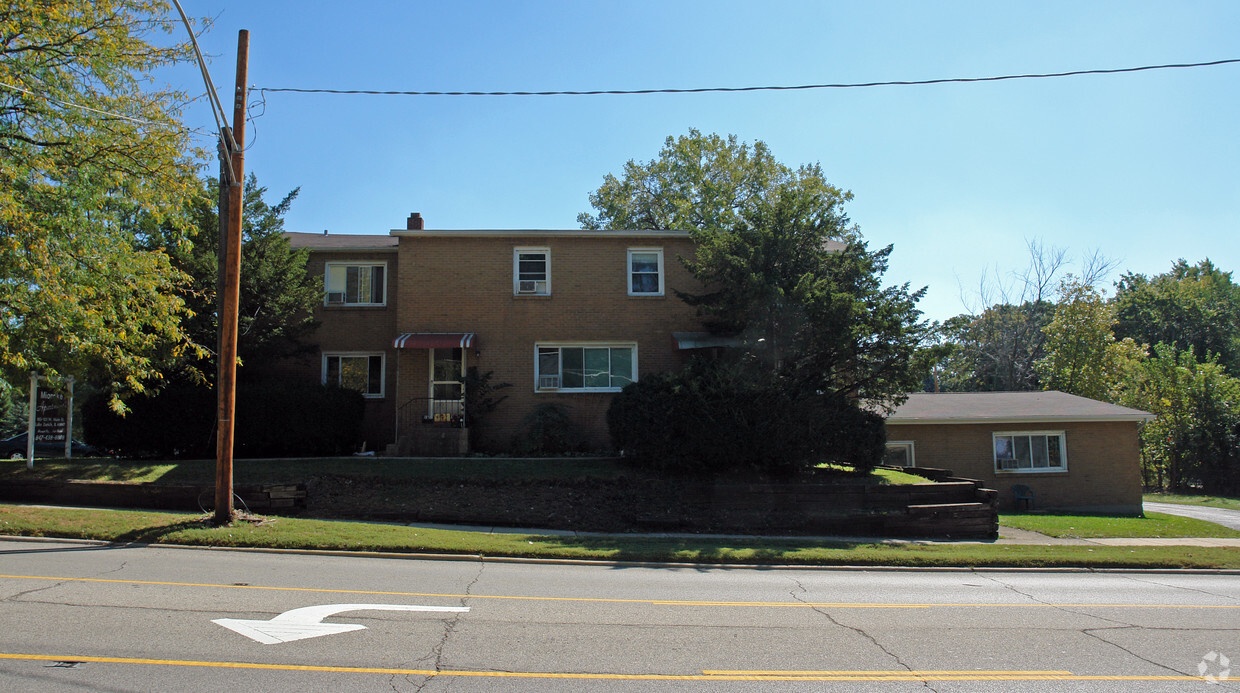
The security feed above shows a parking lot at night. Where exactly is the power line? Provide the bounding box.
[254,58,1239,98]
[0,79,215,141]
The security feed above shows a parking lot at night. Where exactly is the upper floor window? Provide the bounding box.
[628,248,664,296]
[325,262,386,306]
[323,353,385,398]
[994,432,1067,473]
[514,248,550,295]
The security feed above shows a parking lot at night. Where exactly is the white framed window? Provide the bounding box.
[535,343,636,392]
[325,262,386,306]
[993,431,1067,473]
[514,248,550,295]
[884,441,915,467]
[323,353,385,398]
[627,248,664,296]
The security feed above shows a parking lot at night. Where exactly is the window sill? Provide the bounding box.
[512,294,552,299]
[536,388,622,394]
[994,469,1068,475]
[322,304,389,309]
[627,293,665,298]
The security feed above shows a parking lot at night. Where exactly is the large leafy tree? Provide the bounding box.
[1113,259,1240,375]
[1035,276,1143,401]
[591,131,927,471]
[1117,343,1240,493]
[937,301,1053,392]
[0,1,204,406]
[579,128,857,236]
[166,174,321,373]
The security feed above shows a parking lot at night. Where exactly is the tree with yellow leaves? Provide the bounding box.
[1,1,206,409]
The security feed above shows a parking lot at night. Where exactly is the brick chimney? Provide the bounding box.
[406,212,424,230]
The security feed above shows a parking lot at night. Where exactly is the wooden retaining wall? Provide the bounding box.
[0,480,306,513]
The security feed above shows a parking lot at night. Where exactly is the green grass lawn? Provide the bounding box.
[999,511,1240,538]
[2,503,1237,569]
[1145,492,1240,511]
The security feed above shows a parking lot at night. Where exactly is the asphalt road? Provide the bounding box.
[1,537,1238,692]
[1146,501,1240,531]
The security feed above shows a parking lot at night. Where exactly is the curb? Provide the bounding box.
[3,534,1239,574]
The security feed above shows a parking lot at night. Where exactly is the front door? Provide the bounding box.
[429,348,464,421]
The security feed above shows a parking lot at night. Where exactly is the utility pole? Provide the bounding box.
[215,29,248,525]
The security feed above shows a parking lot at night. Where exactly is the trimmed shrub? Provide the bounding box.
[607,357,885,476]
[512,403,576,455]
[83,377,365,458]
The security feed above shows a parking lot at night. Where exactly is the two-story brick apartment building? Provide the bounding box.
[285,213,713,454]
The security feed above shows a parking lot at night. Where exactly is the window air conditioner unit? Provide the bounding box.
[518,280,539,294]
[538,375,559,389]
[325,291,345,305]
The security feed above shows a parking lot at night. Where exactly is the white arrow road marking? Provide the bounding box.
[213,603,470,645]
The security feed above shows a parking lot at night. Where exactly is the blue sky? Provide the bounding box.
[172,1,1239,323]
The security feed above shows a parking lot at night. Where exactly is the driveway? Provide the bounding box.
[1144,500,1240,531]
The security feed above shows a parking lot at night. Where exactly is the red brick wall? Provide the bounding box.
[394,234,708,449]
[299,249,400,449]
[885,420,1144,513]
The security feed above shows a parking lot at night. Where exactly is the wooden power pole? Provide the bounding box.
[215,29,248,525]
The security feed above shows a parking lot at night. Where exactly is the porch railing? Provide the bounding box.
[397,397,466,434]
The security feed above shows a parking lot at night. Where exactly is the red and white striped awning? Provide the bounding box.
[392,333,476,350]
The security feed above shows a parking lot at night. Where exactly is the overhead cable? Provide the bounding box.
[253,58,1240,98]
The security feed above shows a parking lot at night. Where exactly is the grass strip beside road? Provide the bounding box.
[999,512,1240,539]
[2,504,1237,569]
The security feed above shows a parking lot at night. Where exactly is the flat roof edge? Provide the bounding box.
[886,415,1155,425]
[390,229,693,238]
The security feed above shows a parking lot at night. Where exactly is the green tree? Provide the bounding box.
[579,128,858,237]
[937,301,1053,392]
[0,0,205,407]
[1117,343,1240,493]
[1036,276,1143,401]
[1113,259,1240,375]
[168,174,321,372]
[590,131,927,471]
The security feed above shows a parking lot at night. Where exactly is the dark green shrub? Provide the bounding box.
[234,379,365,457]
[83,377,216,458]
[464,367,511,453]
[83,377,365,458]
[607,357,885,476]
[513,403,576,455]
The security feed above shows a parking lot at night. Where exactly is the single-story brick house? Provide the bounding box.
[884,391,1153,514]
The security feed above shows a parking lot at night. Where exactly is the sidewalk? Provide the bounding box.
[404,521,1240,547]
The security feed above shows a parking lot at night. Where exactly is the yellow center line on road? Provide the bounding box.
[0,654,1209,682]
[1,574,1237,609]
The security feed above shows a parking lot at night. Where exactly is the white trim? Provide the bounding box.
[884,441,915,467]
[534,342,638,393]
[627,247,665,296]
[323,261,388,307]
[513,247,551,296]
[992,430,1068,474]
[322,352,386,399]
[428,347,466,417]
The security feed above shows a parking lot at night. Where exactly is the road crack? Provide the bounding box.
[981,575,1203,679]
[409,559,484,693]
[1117,573,1240,603]
[789,578,941,693]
